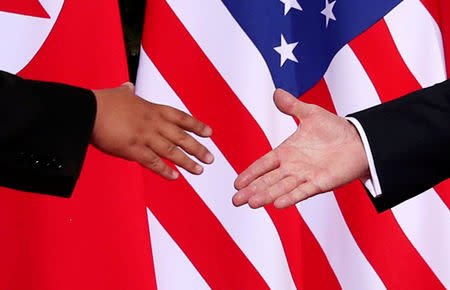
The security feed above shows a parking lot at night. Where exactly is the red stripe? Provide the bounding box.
[0,1,50,18]
[420,0,450,71]
[353,16,450,209]
[433,180,450,210]
[302,79,444,289]
[335,183,445,290]
[143,168,269,290]
[351,20,421,101]
[142,0,340,289]
[3,0,156,289]
[419,0,450,209]
[350,19,450,209]
[344,20,446,288]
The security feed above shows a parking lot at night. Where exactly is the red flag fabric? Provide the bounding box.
[0,1,156,289]
[1,0,449,289]
[137,0,450,289]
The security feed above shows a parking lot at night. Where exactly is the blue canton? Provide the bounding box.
[221,0,403,97]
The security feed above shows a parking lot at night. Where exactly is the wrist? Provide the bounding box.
[91,89,105,145]
[348,120,370,179]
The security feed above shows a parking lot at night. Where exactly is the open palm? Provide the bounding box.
[233,89,369,209]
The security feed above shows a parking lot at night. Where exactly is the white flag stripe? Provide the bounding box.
[146,208,211,290]
[136,51,297,290]
[165,0,297,149]
[385,5,450,284]
[297,194,386,290]
[326,40,450,285]
[391,190,450,287]
[0,0,64,73]
[325,45,382,116]
[384,0,447,88]
[164,0,389,286]
[385,6,450,285]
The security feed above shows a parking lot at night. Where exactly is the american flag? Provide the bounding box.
[137,0,450,289]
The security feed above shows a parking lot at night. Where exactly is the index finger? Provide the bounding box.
[234,150,280,190]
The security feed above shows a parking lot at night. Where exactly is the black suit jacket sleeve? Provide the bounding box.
[0,71,97,197]
[349,79,450,212]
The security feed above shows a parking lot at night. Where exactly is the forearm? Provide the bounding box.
[0,71,96,196]
[349,79,450,212]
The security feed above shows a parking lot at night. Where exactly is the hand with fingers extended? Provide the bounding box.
[232,89,369,209]
[91,83,214,180]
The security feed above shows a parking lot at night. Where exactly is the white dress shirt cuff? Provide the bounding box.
[346,117,383,197]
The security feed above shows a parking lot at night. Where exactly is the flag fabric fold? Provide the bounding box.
[138,0,450,289]
[0,1,156,289]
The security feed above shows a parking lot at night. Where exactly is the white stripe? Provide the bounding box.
[392,190,450,287]
[146,208,211,290]
[327,44,450,287]
[0,0,64,73]
[297,194,386,290]
[387,2,450,285]
[384,0,447,88]
[325,45,381,115]
[165,0,297,149]
[137,51,296,290]
[304,47,389,287]
[325,45,384,197]
[164,1,387,288]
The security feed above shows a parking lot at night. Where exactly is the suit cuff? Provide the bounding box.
[346,117,382,197]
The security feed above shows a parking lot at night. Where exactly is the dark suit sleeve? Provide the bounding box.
[349,79,450,212]
[0,71,97,197]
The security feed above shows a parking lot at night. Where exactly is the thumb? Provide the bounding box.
[273,88,310,119]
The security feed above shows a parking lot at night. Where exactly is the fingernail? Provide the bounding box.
[194,164,203,174]
[205,153,214,164]
[171,171,179,179]
[204,126,213,136]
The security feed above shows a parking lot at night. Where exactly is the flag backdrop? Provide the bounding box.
[137,0,450,289]
[1,0,449,289]
[0,1,157,289]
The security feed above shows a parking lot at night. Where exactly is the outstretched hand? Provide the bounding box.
[233,89,369,209]
[91,83,214,180]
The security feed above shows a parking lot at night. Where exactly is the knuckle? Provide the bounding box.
[262,175,273,186]
[284,176,297,189]
[292,188,306,201]
[248,183,259,194]
[185,159,197,171]
[164,143,178,155]
[196,144,208,156]
[147,155,162,169]
[267,189,277,200]
[162,165,173,175]
[175,112,190,123]
[177,131,190,143]
[195,122,207,132]
[291,190,302,201]
[262,158,273,169]
[161,106,175,117]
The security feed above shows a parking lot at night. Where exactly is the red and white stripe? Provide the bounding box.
[137,0,450,288]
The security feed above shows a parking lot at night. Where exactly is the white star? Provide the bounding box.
[274,34,299,67]
[321,0,336,28]
[279,0,303,15]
